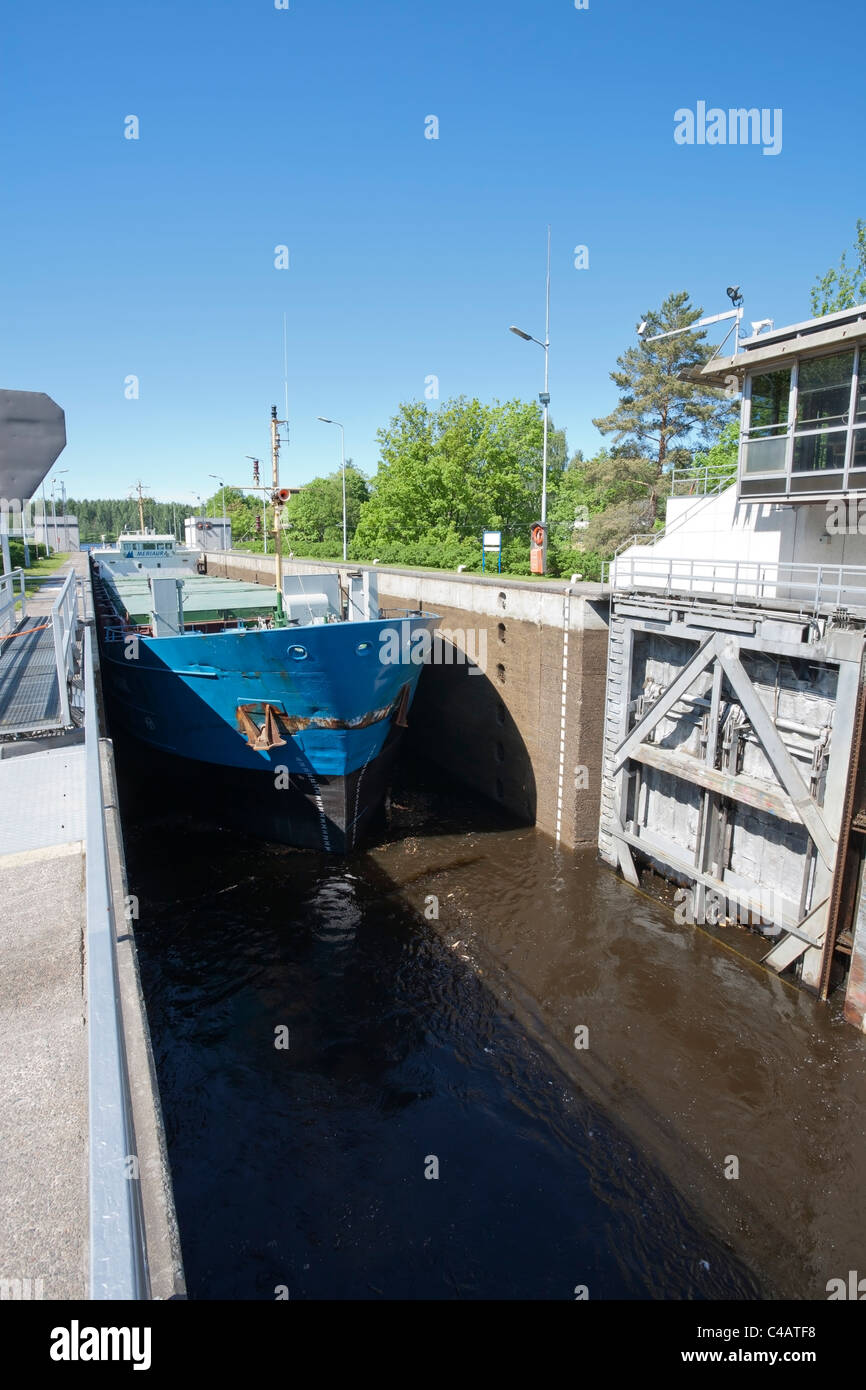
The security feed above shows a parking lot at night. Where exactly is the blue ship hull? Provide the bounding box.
[97,614,438,852]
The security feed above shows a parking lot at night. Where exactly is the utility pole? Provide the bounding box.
[541,223,551,529]
[509,225,551,574]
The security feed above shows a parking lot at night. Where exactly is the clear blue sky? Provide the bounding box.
[1,0,863,504]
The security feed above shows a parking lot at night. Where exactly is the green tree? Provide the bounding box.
[282,464,369,551]
[203,486,274,549]
[67,497,184,541]
[679,420,740,493]
[351,396,565,566]
[592,290,736,527]
[811,220,866,316]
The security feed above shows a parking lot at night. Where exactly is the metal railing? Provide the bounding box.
[668,461,737,497]
[84,623,149,1299]
[0,567,27,636]
[602,555,866,615]
[51,571,77,726]
[613,473,734,559]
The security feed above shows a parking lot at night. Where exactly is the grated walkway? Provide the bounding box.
[0,620,60,732]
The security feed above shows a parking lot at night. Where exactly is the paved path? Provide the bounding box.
[0,556,90,1296]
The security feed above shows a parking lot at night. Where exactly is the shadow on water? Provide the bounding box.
[116,736,762,1300]
[406,638,538,825]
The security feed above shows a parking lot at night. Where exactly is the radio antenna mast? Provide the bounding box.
[131,481,149,532]
[283,312,289,432]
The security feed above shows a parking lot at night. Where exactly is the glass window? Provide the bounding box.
[852,428,866,469]
[748,368,790,435]
[792,430,848,473]
[857,353,866,422]
[796,350,855,430]
[743,436,787,473]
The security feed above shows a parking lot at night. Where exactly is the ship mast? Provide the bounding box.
[132,481,148,532]
[270,406,286,622]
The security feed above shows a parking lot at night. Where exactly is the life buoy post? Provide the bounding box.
[530,521,548,575]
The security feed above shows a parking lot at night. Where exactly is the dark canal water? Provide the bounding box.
[116,743,866,1301]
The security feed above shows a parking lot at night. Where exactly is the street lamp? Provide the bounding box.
[317,417,347,561]
[509,226,551,571]
[50,469,69,553]
[209,473,227,550]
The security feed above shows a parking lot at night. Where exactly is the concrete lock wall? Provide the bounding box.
[204,551,610,849]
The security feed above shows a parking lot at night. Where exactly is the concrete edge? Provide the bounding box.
[213,547,606,596]
[99,736,186,1300]
[88,605,186,1300]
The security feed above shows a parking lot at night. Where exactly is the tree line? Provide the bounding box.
[66,226,863,579]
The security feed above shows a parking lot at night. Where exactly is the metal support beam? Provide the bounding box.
[613,632,717,773]
[615,824,824,944]
[717,645,836,869]
[627,740,799,822]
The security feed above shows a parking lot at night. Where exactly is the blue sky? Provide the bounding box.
[1,0,863,504]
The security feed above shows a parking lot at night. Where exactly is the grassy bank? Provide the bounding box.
[21,552,69,592]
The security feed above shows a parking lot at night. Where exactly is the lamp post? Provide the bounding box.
[510,226,551,572]
[50,469,68,553]
[317,417,347,561]
[209,473,227,549]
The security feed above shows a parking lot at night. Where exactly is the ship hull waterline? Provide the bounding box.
[97,614,439,854]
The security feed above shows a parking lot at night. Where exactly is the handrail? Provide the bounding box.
[51,571,77,726]
[603,554,866,616]
[668,461,737,497]
[0,567,27,637]
[613,474,734,559]
[84,624,149,1299]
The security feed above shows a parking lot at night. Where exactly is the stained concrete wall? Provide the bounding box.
[204,551,610,849]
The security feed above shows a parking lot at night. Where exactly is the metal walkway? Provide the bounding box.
[0,620,61,732]
[0,556,185,1300]
[0,566,78,736]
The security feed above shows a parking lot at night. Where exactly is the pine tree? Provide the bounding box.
[590,291,736,539]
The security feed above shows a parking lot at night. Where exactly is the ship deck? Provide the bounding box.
[102,571,280,626]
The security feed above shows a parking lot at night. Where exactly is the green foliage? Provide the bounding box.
[811,220,866,316]
[349,527,481,572]
[592,291,736,475]
[282,464,369,548]
[201,487,274,548]
[67,290,741,579]
[681,420,740,491]
[351,396,567,570]
[67,497,184,542]
[543,446,660,564]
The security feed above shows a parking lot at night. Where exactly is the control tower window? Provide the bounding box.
[743,367,789,473]
[793,350,855,473]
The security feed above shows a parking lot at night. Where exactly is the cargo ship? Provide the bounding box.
[90,411,437,852]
